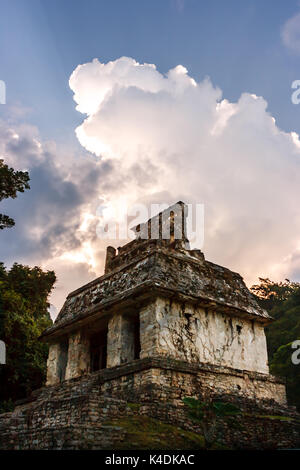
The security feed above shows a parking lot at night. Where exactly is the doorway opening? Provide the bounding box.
[133,315,141,360]
[57,338,68,382]
[90,329,107,371]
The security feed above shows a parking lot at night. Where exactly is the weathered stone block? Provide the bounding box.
[65,331,90,380]
[107,313,136,367]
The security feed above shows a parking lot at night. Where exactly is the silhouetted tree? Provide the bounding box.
[0,159,30,229]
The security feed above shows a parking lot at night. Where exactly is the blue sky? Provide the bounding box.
[1,1,300,312]
[1,0,300,141]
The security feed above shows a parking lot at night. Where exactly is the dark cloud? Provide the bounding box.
[0,120,113,312]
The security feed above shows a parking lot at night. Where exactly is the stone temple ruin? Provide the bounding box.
[0,202,299,449]
[44,201,284,400]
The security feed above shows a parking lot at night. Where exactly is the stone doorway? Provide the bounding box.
[90,329,107,372]
[57,338,68,382]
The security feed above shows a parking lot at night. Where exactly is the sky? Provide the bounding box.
[1,0,300,317]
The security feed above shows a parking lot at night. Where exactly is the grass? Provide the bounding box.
[126,402,141,411]
[102,415,211,450]
[257,414,295,422]
[244,413,295,422]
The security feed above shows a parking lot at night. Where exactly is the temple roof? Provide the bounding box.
[41,203,271,339]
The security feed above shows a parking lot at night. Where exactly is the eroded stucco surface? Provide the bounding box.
[141,298,269,373]
[107,314,135,367]
[46,344,61,386]
[65,331,90,381]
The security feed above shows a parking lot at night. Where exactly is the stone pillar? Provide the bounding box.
[46,343,61,386]
[65,330,90,380]
[139,299,160,358]
[107,313,135,367]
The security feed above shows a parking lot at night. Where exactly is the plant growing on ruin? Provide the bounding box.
[183,396,240,449]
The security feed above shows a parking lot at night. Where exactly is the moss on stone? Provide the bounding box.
[102,415,215,450]
[126,402,141,411]
[256,414,295,422]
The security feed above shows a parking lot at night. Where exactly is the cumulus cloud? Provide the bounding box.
[0,119,114,313]
[2,56,300,316]
[281,11,300,53]
[69,56,300,286]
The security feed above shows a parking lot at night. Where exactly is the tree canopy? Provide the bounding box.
[0,263,56,412]
[0,159,30,229]
[251,278,300,411]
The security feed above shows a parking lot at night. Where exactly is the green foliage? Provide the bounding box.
[251,278,300,411]
[183,397,240,421]
[183,397,205,420]
[212,401,240,416]
[127,402,141,411]
[183,397,240,448]
[0,263,55,410]
[0,214,15,230]
[0,158,30,229]
[251,278,300,311]
[270,342,300,410]
[103,415,209,450]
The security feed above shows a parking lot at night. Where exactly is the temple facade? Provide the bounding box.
[2,202,298,450]
[41,202,286,404]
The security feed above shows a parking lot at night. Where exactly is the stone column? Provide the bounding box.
[139,299,160,358]
[46,343,61,386]
[107,313,135,367]
[65,330,90,380]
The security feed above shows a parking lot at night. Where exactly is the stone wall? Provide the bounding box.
[46,295,270,387]
[0,358,297,450]
[140,297,269,374]
[46,240,270,337]
[46,312,139,385]
[46,331,91,385]
[100,356,286,406]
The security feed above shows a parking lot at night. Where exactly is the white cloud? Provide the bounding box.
[2,56,300,318]
[0,119,114,314]
[281,11,300,53]
[69,56,300,287]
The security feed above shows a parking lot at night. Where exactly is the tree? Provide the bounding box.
[250,277,300,311]
[183,397,240,449]
[270,342,300,410]
[0,159,30,229]
[0,263,56,412]
[251,278,300,411]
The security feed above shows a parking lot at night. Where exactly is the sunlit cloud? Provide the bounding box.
[69,56,300,288]
[2,56,300,318]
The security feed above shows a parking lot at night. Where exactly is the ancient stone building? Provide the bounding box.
[42,201,285,404]
[0,202,299,450]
